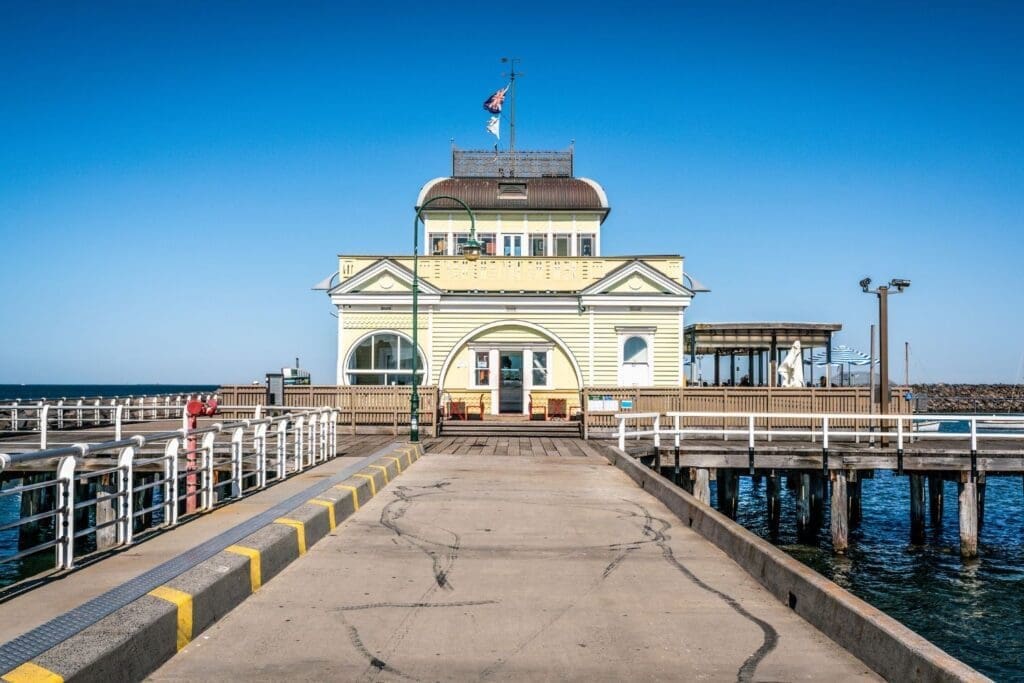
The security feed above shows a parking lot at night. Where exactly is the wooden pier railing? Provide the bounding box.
[217,385,438,436]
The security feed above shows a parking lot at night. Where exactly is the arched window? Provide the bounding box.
[623,336,648,364]
[346,332,426,385]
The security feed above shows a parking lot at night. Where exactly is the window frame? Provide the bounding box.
[531,350,549,387]
[472,351,491,388]
[345,331,427,386]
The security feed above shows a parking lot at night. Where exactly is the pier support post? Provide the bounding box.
[830,472,849,553]
[18,473,52,551]
[694,468,711,505]
[976,474,986,531]
[909,474,925,544]
[95,474,118,550]
[958,475,978,558]
[797,472,813,541]
[809,472,825,529]
[716,468,739,519]
[849,476,863,529]
[928,475,944,527]
[766,472,781,538]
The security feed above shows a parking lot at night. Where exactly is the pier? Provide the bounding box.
[0,405,990,681]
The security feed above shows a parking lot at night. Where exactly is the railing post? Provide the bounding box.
[108,399,116,426]
[618,416,625,451]
[35,401,44,433]
[653,414,661,449]
[76,399,83,427]
[201,432,216,510]
[255,423,268,488]
[56,455,77,570]
[165,438,180,526]
[970,417,978,481]
[294,416,306,472]
[307,413,318,466]
[748,414,755,475]
[277,420,288,479]
[117,446,135,545]
[40,404,50,449]
[231,427,244,498]
[255,404,263,420]
[115,404,124,441]
[822,416,830,475]
[330,410,338,458]
[57,399,65,430]
[93,399,101,425]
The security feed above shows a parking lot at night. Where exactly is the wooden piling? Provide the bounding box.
[909,474,925,545]
[830,472,849,553]
[766,472,781,537]
[18,473,52,551]
[693,468,711,505]
[797,472,812,540]
[976,475,986,531]
[95,474,118,550]
[958,475,978,558]
[928,475,944,527]
[848,476,863,529]
[717,468,739,518]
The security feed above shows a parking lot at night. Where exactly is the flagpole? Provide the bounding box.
[502,57,520,176]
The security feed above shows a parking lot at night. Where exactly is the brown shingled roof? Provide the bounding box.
[419,177,608,214]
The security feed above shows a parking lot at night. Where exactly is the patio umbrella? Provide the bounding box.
[778,340,804,388]
[808,345,874,386]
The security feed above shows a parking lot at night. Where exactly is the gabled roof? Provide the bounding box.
[328,259,442,296]
[580,259,691,296]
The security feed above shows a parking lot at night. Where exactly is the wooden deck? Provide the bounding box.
[423,435,607,458]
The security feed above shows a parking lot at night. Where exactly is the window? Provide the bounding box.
[430,235,447,256]
[480,233,497,256]
[554,234,570,257]
[497,182,527,199]
[532,351,549,386]
[346,333,426,385]
[474,351,490,387]
[530,236,546,256]
[623,336,649,363]
[503,234,522,256]
[578,234,595,257]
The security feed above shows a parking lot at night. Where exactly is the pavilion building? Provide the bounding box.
[318,148,705,416]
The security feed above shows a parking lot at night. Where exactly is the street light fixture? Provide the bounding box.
[410,195,479,442]
[860,277,911,416]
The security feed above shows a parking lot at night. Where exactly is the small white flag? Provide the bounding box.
[486,116,500,140]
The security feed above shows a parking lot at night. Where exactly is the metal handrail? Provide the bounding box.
[0,406,338,586]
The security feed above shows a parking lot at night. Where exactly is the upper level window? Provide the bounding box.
[553,234,570,257]
[623,336,649,363]
[503,234,522,256]
[578,234,595,257]
[430,234,447,256]
[530,236,546,256]
[456,233,496,256]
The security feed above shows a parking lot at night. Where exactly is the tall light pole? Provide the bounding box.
[860,277,911,416]
[410,195,479,442]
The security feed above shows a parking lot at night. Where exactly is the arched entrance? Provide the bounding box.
[438,321,583,416]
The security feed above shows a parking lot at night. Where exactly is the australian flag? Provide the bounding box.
[483,85,509,114]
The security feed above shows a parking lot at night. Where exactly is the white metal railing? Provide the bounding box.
[0,406,337,585]
[0,394,218,446]
[615,411,1024,475]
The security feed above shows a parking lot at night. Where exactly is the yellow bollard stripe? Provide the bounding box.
[310,499,336,530]
[354,473,376,497]
[334,484,360,510]
[385,455,402,473]
[225,545,262,592]
[369,464,390,484]
[148,585,193,651]
[1,662,64,683]
[274,518,307,555]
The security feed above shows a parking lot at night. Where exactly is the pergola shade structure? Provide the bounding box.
[684,322,843,387]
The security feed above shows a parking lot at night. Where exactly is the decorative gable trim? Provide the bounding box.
[328,259,442,296]
[580,259,691,296]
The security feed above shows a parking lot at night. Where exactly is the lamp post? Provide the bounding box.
[410,195,480,442]
[859,277,911,416]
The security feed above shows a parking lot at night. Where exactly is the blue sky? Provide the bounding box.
[1,1,1021,384]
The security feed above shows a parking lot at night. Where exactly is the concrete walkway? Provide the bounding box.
[0,435,394,643]
[150,453,877,681]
